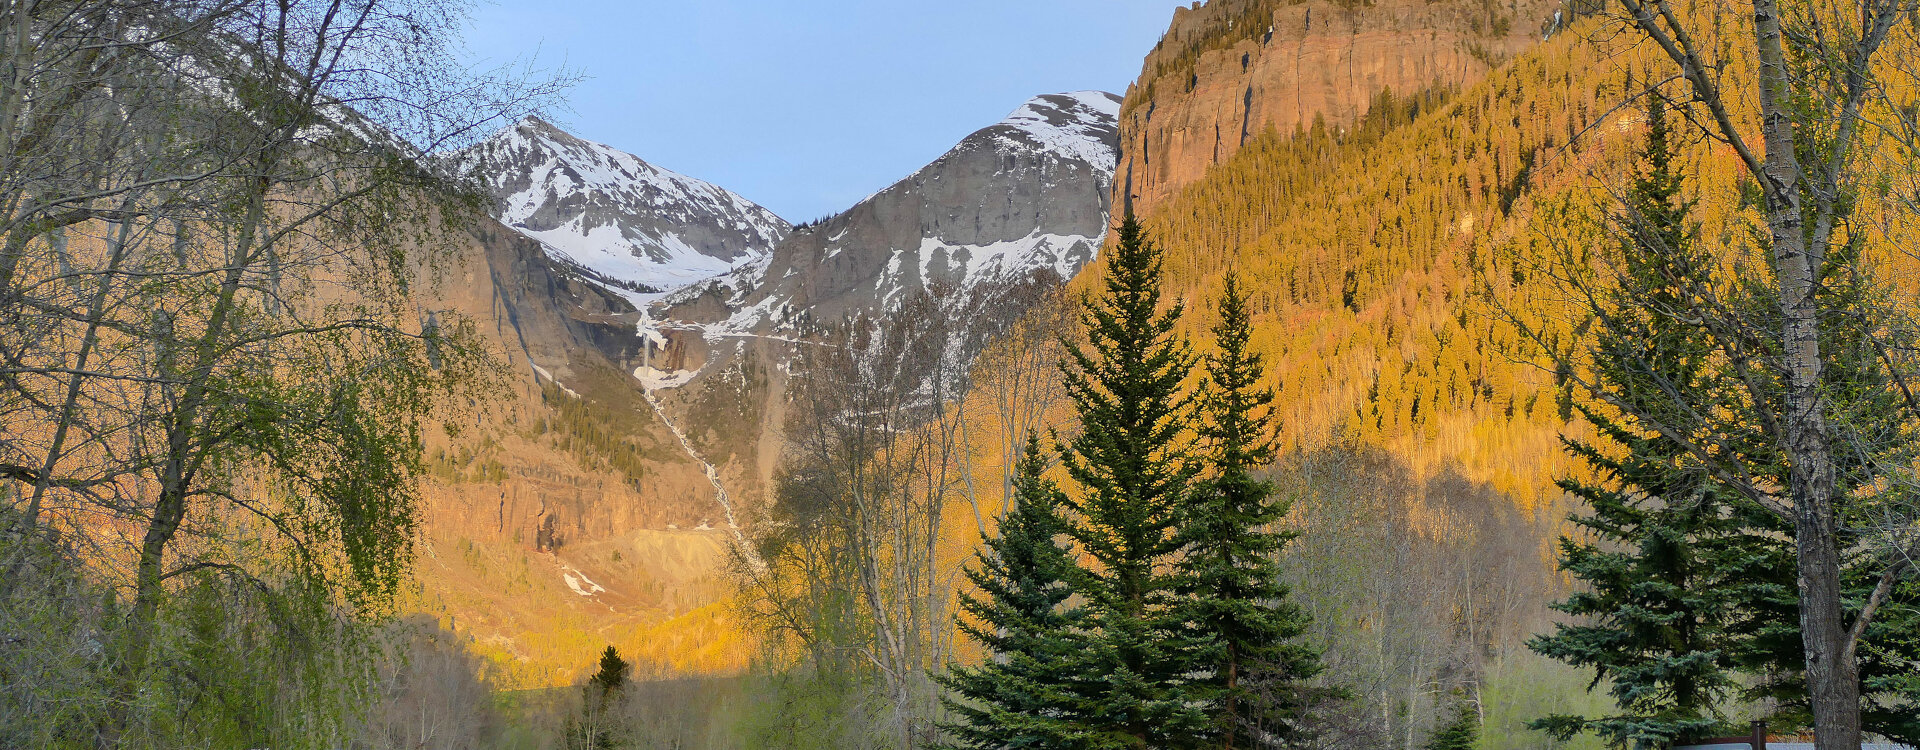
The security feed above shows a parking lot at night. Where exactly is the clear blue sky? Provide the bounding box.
[462,1,1189,222]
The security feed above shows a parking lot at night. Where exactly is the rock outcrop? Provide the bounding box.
[1117,0,1561,215]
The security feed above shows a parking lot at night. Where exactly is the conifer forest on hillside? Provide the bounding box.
[4,0,1920,748]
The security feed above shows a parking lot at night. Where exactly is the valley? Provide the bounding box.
[412,0,1579,695]
[7,1,1920,748]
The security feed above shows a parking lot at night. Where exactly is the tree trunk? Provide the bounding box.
[1223,645,1239,750]
[128,165,272,672]
[1750,2,1863,746]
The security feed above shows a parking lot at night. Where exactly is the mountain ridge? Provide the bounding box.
[445,115,791,295]
[408,89,1128,684]
[652,91,1121,358]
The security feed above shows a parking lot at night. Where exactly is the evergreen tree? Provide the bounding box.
[590,645,629,696]
[1530,100,1920,749]
[1179,273,1322,748]
[569,646,630,750]
[1425,701,1481,750]
[1058,212,1210,748]
[1527,101,1753,748]
[936,434,1089,750]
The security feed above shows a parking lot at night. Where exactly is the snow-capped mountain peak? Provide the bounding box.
[992,91,1123,167]
[446,116,789,294]
[662,90,1121,345]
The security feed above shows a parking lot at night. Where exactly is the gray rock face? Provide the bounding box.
[446,116,790,294]
[664,91,1121,333]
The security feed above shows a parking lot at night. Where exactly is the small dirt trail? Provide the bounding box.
[636,376,762,568]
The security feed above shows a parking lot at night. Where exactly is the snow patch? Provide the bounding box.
[560,565,606,597]
[633,364,699,391]
[529,363,580,399]
[993,91,1122,168]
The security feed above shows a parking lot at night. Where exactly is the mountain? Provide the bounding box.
[1115,0,1560,215]
[402,0,1601,703]
[647,91,1120,383]
[401,91,1124,685]
[446,116,790,295]
[408,212,749,686]
[416,0,1578,688]
[1109,0,1595,502]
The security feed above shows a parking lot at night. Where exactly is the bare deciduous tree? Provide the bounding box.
[1506,2,1920,744]
[0,0,568,743]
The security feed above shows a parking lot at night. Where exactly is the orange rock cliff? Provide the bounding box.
[1116,0,1563,216]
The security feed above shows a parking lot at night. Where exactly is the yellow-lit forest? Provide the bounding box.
[1120,29,1622,504]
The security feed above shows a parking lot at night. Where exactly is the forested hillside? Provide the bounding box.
[1126,31,1617,503]
[1115,0,1560,213]
[1050,2,1920,747]
[724,15,1639,749]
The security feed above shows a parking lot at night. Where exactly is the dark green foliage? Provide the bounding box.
[937,227,1339,749]
[535,374,654,491]
[1179,273,1322,746]
[1528,100,1751,748]
[0,512,375,750]
[1425,701,1480,750]
[936,435,1089,749]
[1531,98,1920,746]
[591,646,630,696]
[569,646,631,750]
[1057,212,1210,748]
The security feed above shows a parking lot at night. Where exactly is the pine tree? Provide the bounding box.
[1179,273,1322,748]
[1425,701,1481,750]
[569,646,630,750]
[1527,101,1751,748]
[936,435,1088,750]
[1058,212,1210,748]
[590,645,629,696]
[1530,99,1920,750]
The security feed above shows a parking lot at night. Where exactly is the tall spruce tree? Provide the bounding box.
[1530,100,1920,748]
[589,646,629,696]
[1179,274,1322,748]
[937,435,1089,750]
[1528,101,1754,748]
[1058,212,1210,749]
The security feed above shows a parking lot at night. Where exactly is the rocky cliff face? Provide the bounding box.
[1117,0,1560,215]
[407,210,755,683]
[445,116,790,294]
